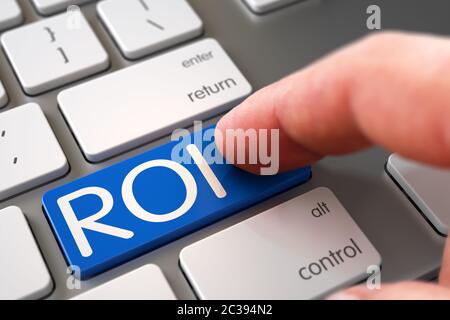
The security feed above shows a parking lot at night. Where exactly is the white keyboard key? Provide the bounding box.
[0,206,53,300]
[243,0,302,13]
[180,187,381,300]
[0,103,69,201]
[32,0,92,15]
[59,38,251,162]
[387,154,450,235]
[72,265,176,300]
[98,0,203,60]
[1,12,109,95]
[0,81,8,108]
[0,0,22,31]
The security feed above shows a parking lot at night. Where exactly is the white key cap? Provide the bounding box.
[98,0,203,60]
[0,81,8,108]
[1,12,109,95]
[0,0,22,31]
[180,187,381,300]
[387,154,450,235]
[243,0,301,13]
[59,38,251,162]
[32,0,92,15]
[0,206,53,300]
[0,103,69,201]
[72,265,176,300]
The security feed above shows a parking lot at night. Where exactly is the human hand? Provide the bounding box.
[216,31,450,299]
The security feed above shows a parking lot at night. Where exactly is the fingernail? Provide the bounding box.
[325,292,361,300]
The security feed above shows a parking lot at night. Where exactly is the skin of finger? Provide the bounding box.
[333,282,450,300]
[439,237,450,287]
[215,85,323,174]
[217,31,450,172]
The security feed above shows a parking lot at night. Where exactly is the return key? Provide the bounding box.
[58,39,252,162]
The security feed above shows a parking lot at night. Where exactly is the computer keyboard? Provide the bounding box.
[72,264,176,300]
[31,0,93,16]
[387,155,450,236]
[97,0,203,59]
[0,81,7,107]
[0,103,68,201]
[0,0,450,300]
[243,0,302,14]
[1,11,109,95]
[0,206,53,300]
[0,0,23,31]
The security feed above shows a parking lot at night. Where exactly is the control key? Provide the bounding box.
[180,187,381,299]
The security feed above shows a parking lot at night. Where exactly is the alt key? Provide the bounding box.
[180,187,382,299]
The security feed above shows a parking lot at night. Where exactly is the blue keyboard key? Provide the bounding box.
[43,126,311,279]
